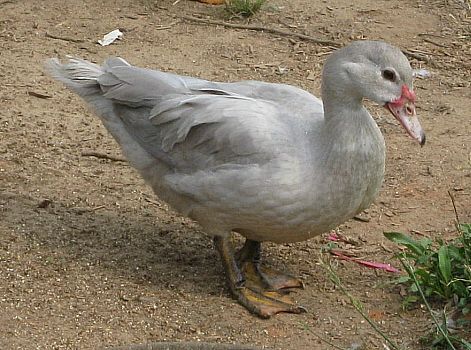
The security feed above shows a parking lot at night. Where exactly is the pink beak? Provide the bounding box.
[385,85,426,146]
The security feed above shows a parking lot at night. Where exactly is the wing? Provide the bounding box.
[117,91,294,173]
[49,56,322,171]
[93,57,311,173]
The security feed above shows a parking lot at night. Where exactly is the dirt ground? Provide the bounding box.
[0,0,470,349]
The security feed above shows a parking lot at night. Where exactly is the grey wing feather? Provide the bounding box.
[90,58,291,171]
[46,56,311,174]
[124,93,287,172]
[97,57,222,105]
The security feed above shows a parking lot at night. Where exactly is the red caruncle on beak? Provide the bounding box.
[385,84,425,146]
[389,84,416,107]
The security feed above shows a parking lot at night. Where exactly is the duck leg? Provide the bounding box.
[236,239,304,291]
[214,236,306,318]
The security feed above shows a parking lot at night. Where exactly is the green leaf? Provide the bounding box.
[438,245,452,283]
[459,223,471,234]
[395,275,411,284]
[402,295,419,308]
[384,232,425,256]
[459,338,471,350]
[447,245,463,262]
[450,280,468,298]
[415,268,430,280]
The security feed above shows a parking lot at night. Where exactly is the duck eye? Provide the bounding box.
[382,69,396,82]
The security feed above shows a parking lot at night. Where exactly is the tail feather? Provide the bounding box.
[46,56,162,172]
[45,57,105,96]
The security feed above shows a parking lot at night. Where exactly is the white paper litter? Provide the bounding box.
[413,68,431,79]
[98,29,123,46]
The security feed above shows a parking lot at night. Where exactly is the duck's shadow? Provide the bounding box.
[6,191,224,297]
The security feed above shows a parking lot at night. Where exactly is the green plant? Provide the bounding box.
[399,256,470,350]
[384,225,471,310]
[385,223,471,349]
[225,0,266,17]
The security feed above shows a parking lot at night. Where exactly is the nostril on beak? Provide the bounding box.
[420,133,426,146]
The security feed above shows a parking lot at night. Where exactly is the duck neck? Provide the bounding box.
[322,97,370,138]
[317,96,385,165]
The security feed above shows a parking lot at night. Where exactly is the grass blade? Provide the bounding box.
[438,245,452,284]
[398,255,457,350]
[384,232,425,256]
[320,257,404,350]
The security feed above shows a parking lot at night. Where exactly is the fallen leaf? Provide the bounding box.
[330,250,400,273]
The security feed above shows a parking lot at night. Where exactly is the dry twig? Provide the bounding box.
[0,0,14,6]
[448,190,461,225]
[180,15,432,63]
[143,197,162,207]
[422,37,447,48]
[402,49,430,62]
[45,32,85,43]
[179,15,340,47]
[28,91,52,99]
[81,151,127,162]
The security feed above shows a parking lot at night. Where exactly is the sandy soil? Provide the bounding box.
[0,0,470,349]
